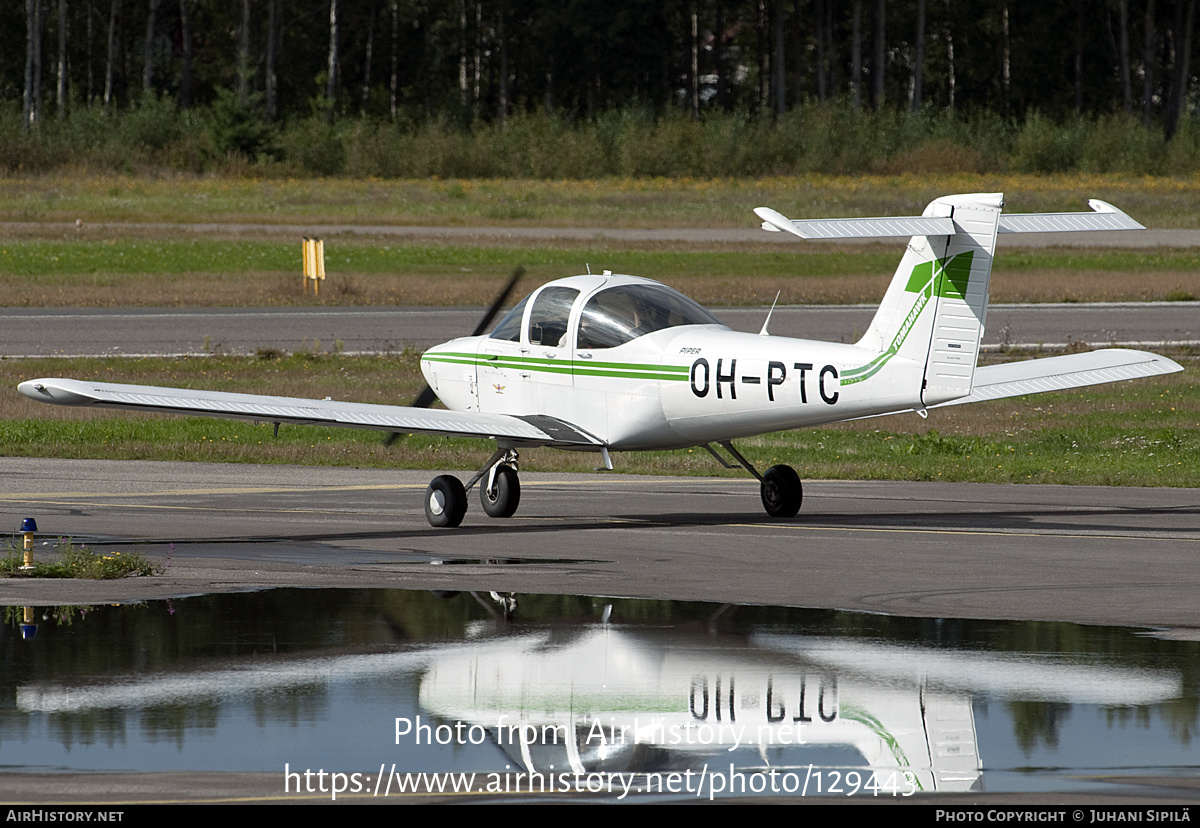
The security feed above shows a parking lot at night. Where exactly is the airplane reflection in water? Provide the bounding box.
[8,593,1185,798]
[414,623,980,793]
[416,622,1182,794]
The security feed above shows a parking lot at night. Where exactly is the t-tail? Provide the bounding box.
[853,192,1001,406]
[755,193,1147,407]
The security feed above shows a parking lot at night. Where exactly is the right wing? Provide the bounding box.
[849,348,1182,422]
[934,349,1183,408]
[17,378,602,448]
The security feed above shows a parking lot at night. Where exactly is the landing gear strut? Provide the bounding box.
[708,441,803,518]
[480,464,521,517]
[423,447,521,528]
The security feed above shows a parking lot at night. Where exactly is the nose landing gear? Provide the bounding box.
[423,447,521,527]
[480,464,521,518]
[425,475,468,527]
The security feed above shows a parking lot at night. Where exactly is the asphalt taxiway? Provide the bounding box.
[3,457,1197,631]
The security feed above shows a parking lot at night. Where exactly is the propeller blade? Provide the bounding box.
[469,265,526,337]
[385,266,526,447]
[410,385,439,410]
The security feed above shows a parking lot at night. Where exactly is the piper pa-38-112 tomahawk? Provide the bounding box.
[19,193,1183,527]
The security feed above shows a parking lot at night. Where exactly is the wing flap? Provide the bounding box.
[17,378,601,447]
[935,349,1183,407]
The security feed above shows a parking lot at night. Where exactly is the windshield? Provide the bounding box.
[489,296,530,342]
[577,284,722,349]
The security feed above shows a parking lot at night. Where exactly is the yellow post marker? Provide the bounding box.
[314,239,326,297]
[302,238,312,293]
[302,238,326,296]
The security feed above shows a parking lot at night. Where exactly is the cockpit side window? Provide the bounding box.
[577,284,722,349]
[527,286,579,347]
[489,295,530,342]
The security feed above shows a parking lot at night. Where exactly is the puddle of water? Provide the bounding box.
[2,589,1197,801]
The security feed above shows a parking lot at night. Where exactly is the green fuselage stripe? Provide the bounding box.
[423,352,689,381]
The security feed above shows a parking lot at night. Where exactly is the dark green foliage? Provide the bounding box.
[207,91,278,162]
[6,102,1200,178]
[278,117,345,175]
[5,1,1200,178]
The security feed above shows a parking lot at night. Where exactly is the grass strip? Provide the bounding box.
[3,240,1196,306]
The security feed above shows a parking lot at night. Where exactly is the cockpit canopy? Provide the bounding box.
[490,278,723,349]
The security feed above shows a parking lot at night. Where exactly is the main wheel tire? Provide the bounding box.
[425,475,467,527]
[480,465,521,518]
[761,464,802,518]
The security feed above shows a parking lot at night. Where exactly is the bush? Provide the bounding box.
[1078,114,1165,174]
[280,116,346,175]
[0,101,1191,178]
[1009,112,1084,173]
[1,538,160,579]
[207,89,278,162]
[121,92,183,153]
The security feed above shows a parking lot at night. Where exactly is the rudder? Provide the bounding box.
[920,194,1002,405]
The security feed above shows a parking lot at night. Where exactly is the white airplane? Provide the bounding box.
[18,193,1183,528]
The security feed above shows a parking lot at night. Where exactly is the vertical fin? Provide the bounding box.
[852,193,1001,405]
[921,195,1002,405]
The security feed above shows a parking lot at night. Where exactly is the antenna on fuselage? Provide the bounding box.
[586,263,591,274]
[759,291,781,336]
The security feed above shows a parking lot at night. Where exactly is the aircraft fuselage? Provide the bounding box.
[421,325,926,451]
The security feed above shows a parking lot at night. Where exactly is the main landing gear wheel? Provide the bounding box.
[480,465,521,518]
[761,464,802,518]
[425,475,467,527]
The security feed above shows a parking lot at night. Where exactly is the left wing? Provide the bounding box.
[17,378,601,447]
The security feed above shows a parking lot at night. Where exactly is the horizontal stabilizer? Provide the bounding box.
[755,207,953,239]
[757,199,1143,240]
[17,378,601,447]
[935,349,1182,407]
[997,200,1144,233]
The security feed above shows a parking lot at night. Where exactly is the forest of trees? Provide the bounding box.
[6,1,1200,177]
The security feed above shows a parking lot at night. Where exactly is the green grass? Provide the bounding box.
[10,239,1200,278]
[4,353,1196,488]
[1,538,160,579]
[4,238,1197,306]
[1,238,901,278]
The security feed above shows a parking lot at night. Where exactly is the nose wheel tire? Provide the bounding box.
[425,475,467,527]
[761,464,802,518]
[480,465,521,518]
